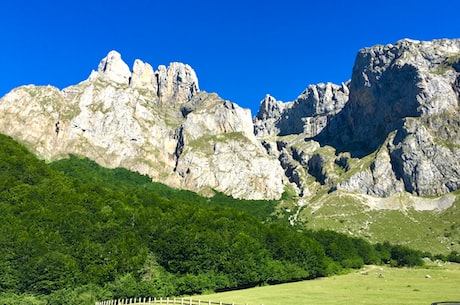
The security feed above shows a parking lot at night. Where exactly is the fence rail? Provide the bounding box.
[95,297,249,305]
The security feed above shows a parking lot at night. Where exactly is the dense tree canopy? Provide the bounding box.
[0,134,428,304]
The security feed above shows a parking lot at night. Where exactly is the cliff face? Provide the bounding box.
[255,38,460,198]
[0,51,284,200]
[323,39,460,197]
[1,39,459,203]
[254,82,349,138]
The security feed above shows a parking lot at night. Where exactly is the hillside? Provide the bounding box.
[2,133,441,304]
[1,38,460,255]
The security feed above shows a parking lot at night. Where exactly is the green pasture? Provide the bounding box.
[200,263,460,305]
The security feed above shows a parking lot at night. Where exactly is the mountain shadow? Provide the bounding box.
[312,63,422,158]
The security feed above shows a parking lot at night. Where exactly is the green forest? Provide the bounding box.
[0,134,453,305]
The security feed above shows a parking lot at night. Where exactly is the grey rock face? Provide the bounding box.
[341,39,460,196]
[254,82,349,138]
[336,145,405,196]
[317,39,460,156]
[253,94,286,137]
[389,118,460,196]
[255,38,460,198]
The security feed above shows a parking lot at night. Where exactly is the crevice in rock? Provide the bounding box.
[180,106,193,118]
[277,147,303,196]
[453,75,460,105]
[388,146,412,193]
[154,72,161,99]
[307,154,327,185]
[173,126,185,172]
[290,146,307,167]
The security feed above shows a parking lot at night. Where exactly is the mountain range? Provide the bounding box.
[1,38,459,253]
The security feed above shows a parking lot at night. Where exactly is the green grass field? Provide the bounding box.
[199,263,460,305]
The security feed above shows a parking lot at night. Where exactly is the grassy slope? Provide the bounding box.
[200,263,460,305]
[275,133,460,256]
[300,191,460,255]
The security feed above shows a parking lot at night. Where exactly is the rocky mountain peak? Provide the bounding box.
[254,82,349,138]
[97,50,131,84]
[155,62,199,104]
[0,51,281,200]
[255,94,285,120]
[130,59,156,91]
[93,51,200,104]
[316,38,460,156]
[253,94,286,137]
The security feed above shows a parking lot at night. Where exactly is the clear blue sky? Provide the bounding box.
[1,0,459,115]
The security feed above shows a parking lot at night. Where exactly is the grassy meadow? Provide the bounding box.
[199,263,460,305]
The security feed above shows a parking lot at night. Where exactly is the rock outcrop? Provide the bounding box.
[0,51,283,200]
[316,39,460,155]
[254,82,349,138]
[255,38,460,198]
[323,39,460,196]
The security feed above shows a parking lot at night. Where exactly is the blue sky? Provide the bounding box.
[1,0,459,115]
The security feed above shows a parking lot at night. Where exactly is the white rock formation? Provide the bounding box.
[0,51,284,200]
[97,50,131,84]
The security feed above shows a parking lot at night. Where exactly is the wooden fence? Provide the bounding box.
[95,297,251,305]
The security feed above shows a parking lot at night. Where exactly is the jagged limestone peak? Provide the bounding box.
[130,59,157,92]
[92,51,200,104]
[255,94,286,120]
[254,82,349,138]
[0,52,281,200]
[254,38,460,199]
[97,50,131,84]
[156,62,199,104]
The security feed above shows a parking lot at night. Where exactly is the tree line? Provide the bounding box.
[0,134,442,305]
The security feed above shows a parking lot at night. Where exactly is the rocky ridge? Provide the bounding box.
[256,38,460,201]
[0,51,284,200]
[254,82,349,138]
[1,39,460,206]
